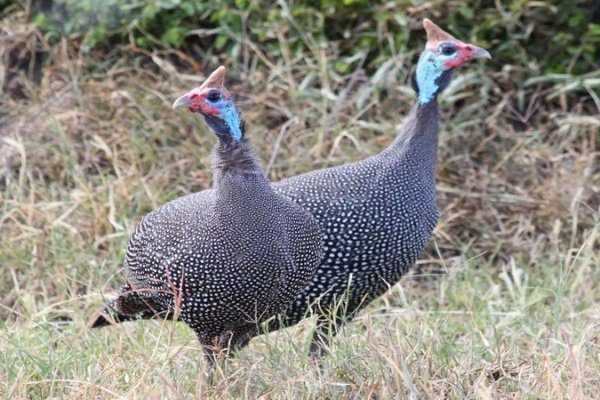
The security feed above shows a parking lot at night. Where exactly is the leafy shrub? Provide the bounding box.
[1,0,17,14]
[29,0,600,75]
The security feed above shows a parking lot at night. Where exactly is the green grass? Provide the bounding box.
[2,244,600,398]
[1,7,600,399]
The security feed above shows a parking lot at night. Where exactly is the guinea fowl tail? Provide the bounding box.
[89,288,176,328]
[89,299,139,328]
[90,302,131,328]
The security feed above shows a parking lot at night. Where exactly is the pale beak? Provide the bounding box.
[471,46,492,60]
[172,94,191,109]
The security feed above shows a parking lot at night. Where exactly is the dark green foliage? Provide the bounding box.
[30,0,599,74]
[0,0,16,14]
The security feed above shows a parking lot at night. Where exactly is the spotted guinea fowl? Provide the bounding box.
[90,66,323,363]
[261,19,492,357]
[92,19,490,360]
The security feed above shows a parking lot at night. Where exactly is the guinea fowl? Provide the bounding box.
[90,66,323,364]
[92,19,490,361]
[262,18,492,356]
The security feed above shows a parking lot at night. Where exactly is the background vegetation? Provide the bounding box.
[1,0,599,398]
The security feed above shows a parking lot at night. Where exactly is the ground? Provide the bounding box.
[1,10,599,400]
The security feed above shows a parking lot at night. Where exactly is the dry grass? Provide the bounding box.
[1,12,600,399]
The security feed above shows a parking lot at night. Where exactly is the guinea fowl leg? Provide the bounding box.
[308,293,373,362]
[308,312,346,361]
[229,324,260,351]
[197,333,228,380]
[196,325,259,378]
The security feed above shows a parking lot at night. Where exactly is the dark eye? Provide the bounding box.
[207,90,221,103]
[440,43,456,56]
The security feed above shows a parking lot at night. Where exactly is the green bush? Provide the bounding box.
[1,0,16,14]
[31,0,600,75]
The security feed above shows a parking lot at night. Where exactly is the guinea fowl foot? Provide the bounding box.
[308,338,331,370]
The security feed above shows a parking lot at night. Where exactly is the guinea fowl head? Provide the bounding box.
[172,66,243,143]
[414,19,491,105]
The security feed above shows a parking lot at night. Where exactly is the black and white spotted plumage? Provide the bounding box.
[92,122,323,361]
[264,102,442,353]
